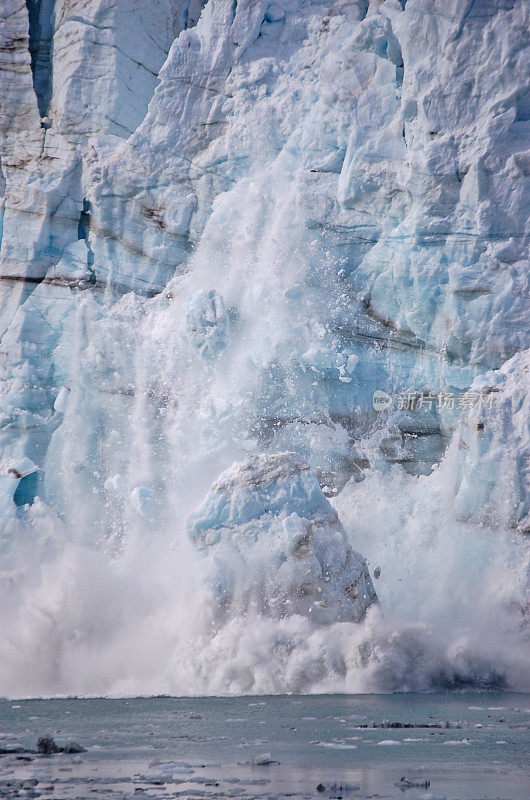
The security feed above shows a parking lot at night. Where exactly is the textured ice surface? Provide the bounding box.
[187,452,377,623]
[0,0,528,696]
[182,289,230,359]
[455,351,530,533]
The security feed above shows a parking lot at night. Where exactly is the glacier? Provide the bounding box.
[0,0,528,696]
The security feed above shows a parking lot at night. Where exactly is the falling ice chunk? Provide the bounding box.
[53,386,70,413]
[264,3,286,23]
[130,486,155,518]
[7,457,38,479]
[182,289,229,359]
[345,354,359,373]
[283,284,304,300]
[104,474,128,495]
[186,452,377,624]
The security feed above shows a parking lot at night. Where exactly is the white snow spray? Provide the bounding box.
[0,181,527,697]
[0,0,528,697]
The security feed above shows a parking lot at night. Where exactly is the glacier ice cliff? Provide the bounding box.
[0,0,528,696]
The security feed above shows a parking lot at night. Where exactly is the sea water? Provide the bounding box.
[0,692,528,800]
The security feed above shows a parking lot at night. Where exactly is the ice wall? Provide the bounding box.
[0,0,528,696]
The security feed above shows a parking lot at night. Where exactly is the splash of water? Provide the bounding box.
[0,0,529,697]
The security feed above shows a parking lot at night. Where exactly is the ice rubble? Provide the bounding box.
[0,0,528,695]
[187,452,377,623]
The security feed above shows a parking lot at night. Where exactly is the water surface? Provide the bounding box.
[0,692,528,799]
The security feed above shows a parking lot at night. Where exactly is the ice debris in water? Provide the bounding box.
[37,737,85,755]
[397,777,431,790]
[317,783,360,795]
[187,452,377,624]
[250,753,278,766]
